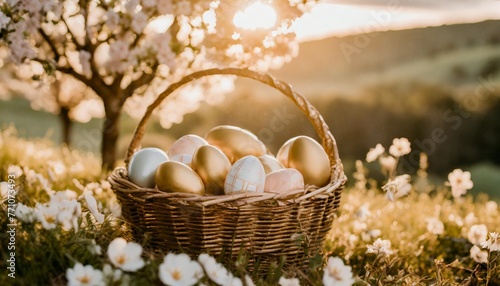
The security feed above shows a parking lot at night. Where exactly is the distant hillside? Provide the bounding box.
[234,20,500,96]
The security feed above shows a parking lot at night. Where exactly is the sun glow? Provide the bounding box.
[233,2,277,30]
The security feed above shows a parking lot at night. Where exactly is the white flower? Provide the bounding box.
[322,257,355,286]
[15,203,36,223]
[159,253,203,286]
[142,0,156,8]
[107,238,145,272]
[382,174,412,202]
[366,238,394,256]
[51,190,78,203]
[355,203,371,221]
[57,199,82,231]
[447,169,473,198]
[482,232,500,252]
[8,164,23,177]
[36,202,59,230]
[470,245,488,263]
[106,9,120,30]
[156,0,174,15]
[467,224,488,246]
[278,276,300,286]
[102,264,123,283]
[198,253,232,285]
[426,217,445,235]
[379,156,397,175]
[388,137,411,157]
[0,182,11,199]
[85,194,105,223]
[66,263,105,286]
[366,143,385,162]
[87,239,103,256]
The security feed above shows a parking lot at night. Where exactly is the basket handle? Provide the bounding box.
[126,68,341,170]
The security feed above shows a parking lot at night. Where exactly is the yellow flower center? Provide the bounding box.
[78,275,91,284]
[329,267,341,280]
[171,269,182,280]
[45,215,56,224]
[116,254,127,265]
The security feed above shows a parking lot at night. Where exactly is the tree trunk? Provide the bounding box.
[59,107,72,146]
[101,105,121,171]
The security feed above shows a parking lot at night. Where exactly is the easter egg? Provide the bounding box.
[167,135,208,158]
[191,145,231,195]
[155,161,205,195]
[128,148,169,188]
[287,136,331,187]
[264,168,304,194]
[276,137,297,167]
[258,155,284,174]
[224,156,265,195]
[170,154,193,166]
[205,125,266,163]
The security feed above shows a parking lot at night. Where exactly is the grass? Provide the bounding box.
[0,127,499,285]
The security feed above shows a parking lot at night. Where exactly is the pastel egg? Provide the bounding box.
[287,136,331,187]
[128,148,169,188]
[170,154,193,166]
[224,156,265,195]
[258,155,284,174]
[167,135,208,158]
[155,161,205,195]
[264,168,304,194]
[205,125,267,163]
[192,145,231,195]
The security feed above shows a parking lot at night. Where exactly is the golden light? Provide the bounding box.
[233,2,277,30]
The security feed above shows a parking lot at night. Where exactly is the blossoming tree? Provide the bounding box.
[0,0,313,169]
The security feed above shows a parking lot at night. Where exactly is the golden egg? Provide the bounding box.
[258,155,284,174]
[205,125,266,163]
[287,136,331,187]
[155,161,205,195]
[276,137,298,167]
[191,145,231,195]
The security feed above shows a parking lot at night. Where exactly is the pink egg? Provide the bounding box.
[264,168,304,194]
[224,156,265,195]
[168,135,208,158]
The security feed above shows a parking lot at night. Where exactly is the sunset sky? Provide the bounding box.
[293,0,500,41]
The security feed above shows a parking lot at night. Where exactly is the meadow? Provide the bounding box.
[1,127,499,285]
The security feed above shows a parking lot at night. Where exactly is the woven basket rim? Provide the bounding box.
[109,166,346,207]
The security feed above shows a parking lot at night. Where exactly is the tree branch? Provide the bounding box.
[121,61,159,105]
[60,11,84,50]
[38,28,61,62]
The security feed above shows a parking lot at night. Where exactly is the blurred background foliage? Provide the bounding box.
[2,20,500,198]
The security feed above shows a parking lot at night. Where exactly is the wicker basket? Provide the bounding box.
[108,68,347,273]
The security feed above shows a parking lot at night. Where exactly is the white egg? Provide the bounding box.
[224,155,265,195]
[264,168,304,194]
[170,154,193,166]
[167,135,208,158]
[128,148,169,188]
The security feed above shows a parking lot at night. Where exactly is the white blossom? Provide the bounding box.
[198,253,233,285]
[467,224,488,246]
[366,238,394,256]
[426,217,445,235]
[388,137,411,157]
[379,156,397,175]
[158,253,203,286]
[366,143,384,163]
[470,245,488,263]
[0,11,11,30]
[15,203,36,223]
[84,194,105,223]
[278,276,301,286]
[36,202,59,230]
[382,174,412,202]
[131,11,148,34]
[482,232,500,252]
[66,263,105,286]
[107,238,145,272]
[322,257,355,286]
[447,169,473,198]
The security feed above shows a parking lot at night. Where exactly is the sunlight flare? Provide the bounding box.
[233,2,277,30]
